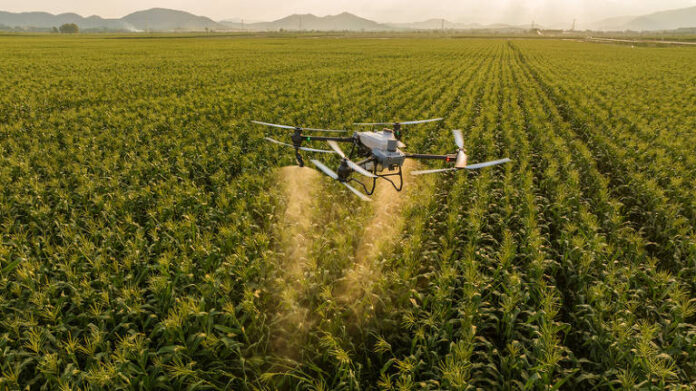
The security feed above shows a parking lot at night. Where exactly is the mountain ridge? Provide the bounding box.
[1,6,695,32]
[121,8,221,31]
[0,8,221,31]
[586,6,696,31]
[246,12,390,31]
[623,6,696,31]
[0,10,134,31]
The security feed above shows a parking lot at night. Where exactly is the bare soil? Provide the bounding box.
[271,165,320,358]
[336,160,418,307]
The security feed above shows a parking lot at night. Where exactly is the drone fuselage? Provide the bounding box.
[356,130,406,171]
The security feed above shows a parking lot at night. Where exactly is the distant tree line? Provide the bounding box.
[57,23,79,33]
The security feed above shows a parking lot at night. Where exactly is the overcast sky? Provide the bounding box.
[2,0,695,25]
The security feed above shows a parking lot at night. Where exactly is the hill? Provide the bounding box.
[247,12,390,31]
[587,15,636,31]
[589,6,696,31]
[122,8,222,31]
[624,6,696,31]
[0,11,133,31]
[0,8,221,31]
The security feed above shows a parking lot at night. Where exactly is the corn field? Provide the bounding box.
[0,35,695,390]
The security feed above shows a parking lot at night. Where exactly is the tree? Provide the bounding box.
[59,23,79,34]
[51,27,59,33]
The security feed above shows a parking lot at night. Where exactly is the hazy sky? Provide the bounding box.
[2,0,696,25]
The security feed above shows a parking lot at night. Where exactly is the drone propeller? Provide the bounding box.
[466,158,512,170]
[327,141,376,178]
[411,167,458,175]
[311,159,372,202]
[411,129,511,175]
[452,129,467,168]
[252,120,348,133]
[398,118,444,125]
[353,118,443,126]
[453,129,464,149]
[311,159,338,180]
[411,159,512,175]
[264,137,334,153]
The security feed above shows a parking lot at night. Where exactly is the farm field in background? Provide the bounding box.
[0,35,695,390]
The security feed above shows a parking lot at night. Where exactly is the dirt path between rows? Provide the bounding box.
[336,160,418,308]
[272,161,422,350]
[271,165,320,358]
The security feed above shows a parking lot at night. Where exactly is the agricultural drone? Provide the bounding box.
[253,118,511,201]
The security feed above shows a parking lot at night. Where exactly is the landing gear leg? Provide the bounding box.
[377,165,403,191]
[295,149,304,167]
[292,130,305,167]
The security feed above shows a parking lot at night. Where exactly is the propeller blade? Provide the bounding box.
[327,140,346,158]
[343,182,372,202]
[399,118,443,125]
[253,120,297,130]
[452,129,464,149]
[410,167,459,176]
[411,158,510,175]
[347,160,377,178]
[465,158,512,170]
[253,121,347,133]
[311,160,372,201]
[354,118,442,126]
[264,137,333,153]
[353,122,393,126]
[327,141,376,178]
[311,159,339,180]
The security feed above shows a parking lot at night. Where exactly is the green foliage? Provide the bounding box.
[59,23,79,34]
[0,35,694,390]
